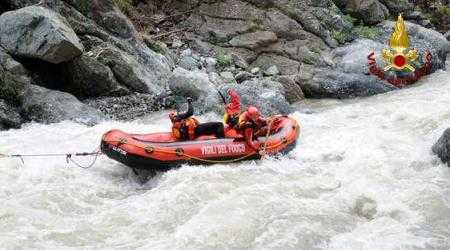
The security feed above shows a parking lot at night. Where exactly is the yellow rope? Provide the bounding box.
[106,131,292,164]
[104,117,299,164]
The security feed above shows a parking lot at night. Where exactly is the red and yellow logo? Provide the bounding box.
[368,15,432,86]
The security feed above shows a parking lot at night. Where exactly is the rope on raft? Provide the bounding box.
[104,118,297,165]
[0,148,102,169]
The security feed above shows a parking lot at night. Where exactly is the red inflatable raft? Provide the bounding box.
[101,116,300,171]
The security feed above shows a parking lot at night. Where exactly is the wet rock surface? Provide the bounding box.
[22,85,105,125]
[0,99,22,130]
[432,128,450,167]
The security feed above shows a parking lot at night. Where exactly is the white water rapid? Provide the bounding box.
[1,69,449,249]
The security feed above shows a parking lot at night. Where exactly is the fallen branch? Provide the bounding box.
[150,28,188,39]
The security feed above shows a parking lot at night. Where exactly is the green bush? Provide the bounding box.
[76,0,133,15]
[353,25,380,39]
[343,14,357,24]
[332,30,349,44]
[78,0,92,15]
[113,0,133,13]
[215,51,232,68]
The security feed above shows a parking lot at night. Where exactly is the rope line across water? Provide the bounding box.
[0,149,102,169]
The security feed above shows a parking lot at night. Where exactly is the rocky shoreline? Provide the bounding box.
[0,0,449,129]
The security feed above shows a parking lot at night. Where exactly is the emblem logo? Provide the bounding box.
[368,14,432,87]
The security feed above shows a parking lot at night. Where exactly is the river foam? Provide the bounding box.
[1,70,449,249]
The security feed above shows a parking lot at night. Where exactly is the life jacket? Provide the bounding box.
[172,117,199,140]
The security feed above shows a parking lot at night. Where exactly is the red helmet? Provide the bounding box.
[247,106,260,121]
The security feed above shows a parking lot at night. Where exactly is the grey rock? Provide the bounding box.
[178,55,201,71]
[432,128,450,167]
[90,0,136,39]
[229,31,278,50]
[84,93,159,120]
[299,69,395,98]
[22,85,105,125]
[338,0,389,25]
[235,71,255,83]
[62,54,129,98]
[219,78,292,116]
[232,53,249,69]
[419,19,433,29]
[264,65,280,76]
[333,39,385,74]
[251,54,300,75]
[169,67,215,100]
[205,57,217,73]
[274,2,340,48]
[220,71,237,84]
[0,48,30,105]
[265,10,306,40]
[0,99,22,130]
[198,0,265,20]
[379,0,414,16]
[168,67,219,114]
[208,72,225,86]
[404,11,425,21]
[93,44,165,94]
[2,0,40,9]
[0,6,83,64]
[353,196,377,220]
[275,75,305,103]
[261,38,332,67]
[250,67,261,75]
[172,38,183,48]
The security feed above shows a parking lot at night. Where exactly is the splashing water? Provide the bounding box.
[1,70,449,249]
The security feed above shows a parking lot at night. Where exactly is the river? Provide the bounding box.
[1,68,449,249]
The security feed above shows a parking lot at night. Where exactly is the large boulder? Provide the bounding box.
[229,31,278,50]
[334,0,389,25]
[274,75,305,103]
[250,54,301,75]
[62,54,129,98]
[0,99,22,130]
[89,0,136,39]
[22,85,105,125]
[168,67,218,113]
[264,10,307,40]
[333,39,385,74]
[1,0,39,9]
[432,128,450,167]
[298,68,395,98]
[378,0,414,16]
[92,44,165,94]
[0,6,83,64]
[0,48,30,105]
[168,67,215,99]
[219,78,292,116]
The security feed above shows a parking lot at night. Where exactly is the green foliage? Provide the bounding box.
[215,50,232,68]
[343,14,357,24]
[332,30,349,44]
[78,0,92,15]
[416,1,450,30]
[113,0,133,13]
[142,35,168,54]
[76,0,133,15]
[353,25,380,39]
